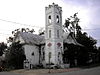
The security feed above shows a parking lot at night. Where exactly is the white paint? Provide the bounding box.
[45,3,63,67]
[14,33,40,66]
[23,45,39,65]
[15,34,25,44]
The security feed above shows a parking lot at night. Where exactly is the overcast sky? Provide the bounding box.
[0,0,100,46]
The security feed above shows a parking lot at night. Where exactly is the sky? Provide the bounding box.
[0,0,100,46]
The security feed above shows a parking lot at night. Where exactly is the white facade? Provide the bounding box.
[14,32,41,68]
[45,3,63,67]
[23,45,39,65]
[12,3,80,69]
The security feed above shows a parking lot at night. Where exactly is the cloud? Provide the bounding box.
[63,0,100,46]
[0,0,100,46]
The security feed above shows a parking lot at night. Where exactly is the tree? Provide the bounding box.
[76,31,97,64]
[5,41,26,69]
[0,42,7,56]
[38,28,45,35]
[7,28,35,43]
[12,28,35,36]
[63,13,97,66]
[98,47,100,62]
[64,12,80,37]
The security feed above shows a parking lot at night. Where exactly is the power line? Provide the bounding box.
[0,19,44,28]
[82,28,100,31]
[1,18,100,32]
[0,33,11,36]
[97,39,100,40]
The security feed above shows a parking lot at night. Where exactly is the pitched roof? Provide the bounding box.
[63,32,82,46]
[17,32,45,45]
[14,32,81,46]
[63,32,76,44]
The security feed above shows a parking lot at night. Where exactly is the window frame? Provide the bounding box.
[49,30,51,38]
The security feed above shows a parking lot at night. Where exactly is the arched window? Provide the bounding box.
[43,52,45,60]
[49,30,51,38]
[58,52,61,64]
[58,52,60,57]
[31,52,34,56]
[57,30,59,38]
[56,15,59,23]
[49,52,51,58]
[48,15,51,24]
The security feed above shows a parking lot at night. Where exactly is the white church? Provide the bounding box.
[13,3,81,68]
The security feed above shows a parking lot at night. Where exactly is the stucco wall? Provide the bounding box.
[23,44,39,65]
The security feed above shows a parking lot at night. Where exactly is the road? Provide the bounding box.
[43,67,100,75]
[0,72,24,75]
[0,67,100,75]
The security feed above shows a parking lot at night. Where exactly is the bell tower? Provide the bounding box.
[45,3,63,67]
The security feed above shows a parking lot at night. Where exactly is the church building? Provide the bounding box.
[13,3,81,69]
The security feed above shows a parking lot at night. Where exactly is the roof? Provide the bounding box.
[14,31,82,46]
[63,32,76,44]
[15,32,45,45]
[63,32,82,46]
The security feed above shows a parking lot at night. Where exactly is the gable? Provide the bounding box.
[63,32,82,46]
[14,34,25,44]
[14,32,45,45]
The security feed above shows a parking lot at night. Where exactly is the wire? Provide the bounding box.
[0,18,100,31]
[0,33,11,36]
[82,28,100,31]
[97,39,100,40]
[0,19,44,28]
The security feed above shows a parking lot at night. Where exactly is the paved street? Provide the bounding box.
[0,72,24,75]
[43,67,100,75]
[0,67,100,75]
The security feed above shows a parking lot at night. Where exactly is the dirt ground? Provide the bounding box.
[10,68,81,75]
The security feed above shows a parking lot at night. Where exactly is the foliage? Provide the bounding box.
[5,41,26,69]
[97,47,100,62]
[12,28,35,36]
[7,28,35,43]
[63,13,98,67]
[38,28,45,35]
[0,42,7,56]
[64,12,80,35]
